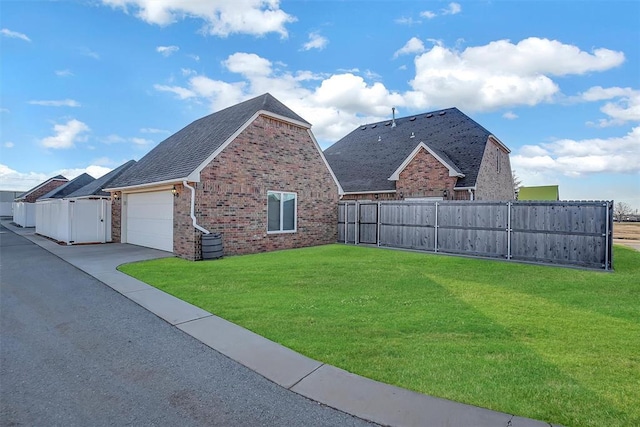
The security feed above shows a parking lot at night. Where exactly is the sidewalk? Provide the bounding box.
[2,221,556,427]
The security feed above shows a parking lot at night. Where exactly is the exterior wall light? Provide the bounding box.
[172,185,179,197]
[443,189,448,199]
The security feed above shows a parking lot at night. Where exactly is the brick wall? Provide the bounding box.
[111,193,122,243]
[475,138,515,201]
[178,115,338,259]
[397,148,458,200]
[22,179,68,203]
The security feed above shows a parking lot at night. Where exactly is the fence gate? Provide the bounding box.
[338,201,379,245]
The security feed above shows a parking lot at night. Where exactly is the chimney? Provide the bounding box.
[392,107,397,128]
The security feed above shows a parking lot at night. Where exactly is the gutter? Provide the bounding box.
[183,181,210,235]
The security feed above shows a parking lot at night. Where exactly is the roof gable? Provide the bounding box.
[16,175,68,201]
[324,108,500,193]
[38,173,95,200]
[108,93,310,189]
[67,160,136,198]
[389,142,465,181]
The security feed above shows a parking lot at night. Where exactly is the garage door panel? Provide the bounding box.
[126,191,173,252]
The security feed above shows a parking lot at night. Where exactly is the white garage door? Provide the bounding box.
[126,191,173,252]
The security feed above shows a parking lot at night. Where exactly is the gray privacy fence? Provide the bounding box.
[338,200,614,270]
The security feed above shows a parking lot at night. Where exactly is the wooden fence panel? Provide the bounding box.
[338,200,612,270]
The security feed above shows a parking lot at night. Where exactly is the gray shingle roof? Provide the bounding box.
[16,175,67,200]
[323,108,497,193]
[66,160,136,198]
[108,93,310,189]
[38,173,95,200]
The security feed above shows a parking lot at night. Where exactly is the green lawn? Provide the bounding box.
[119,244,640,427]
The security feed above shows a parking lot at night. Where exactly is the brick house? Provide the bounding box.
[105,93,340,260]
[13,175,68,227]
[324,108,514,201]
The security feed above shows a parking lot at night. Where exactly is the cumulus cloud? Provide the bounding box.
[29,99,81,107]
[41,119,90,149]
[503,111,518,120]
[0,163,111,191]
[393,37,425,59]
[420,3,461,20]
[409,37,625,111]
[512,126,640,177]
[302,31,328,51]
[101,0,296,37]
[1,28,31,42]
[156,45,179,56]
[578,86,640,127]
[153,37,627,144]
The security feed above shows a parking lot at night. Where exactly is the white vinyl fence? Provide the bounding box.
[36,199,112,244]
[13,202,36,227]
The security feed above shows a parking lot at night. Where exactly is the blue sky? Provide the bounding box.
[1,0,638,210]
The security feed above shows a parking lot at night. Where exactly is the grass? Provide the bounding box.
[119,244,640,427]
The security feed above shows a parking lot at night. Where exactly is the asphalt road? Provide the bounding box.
[0,226,375,427]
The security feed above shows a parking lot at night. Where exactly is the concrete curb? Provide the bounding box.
[1,221,554,427]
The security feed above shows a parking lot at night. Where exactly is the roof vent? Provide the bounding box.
[385,121,391,126]
[361,126,367,130]
[426,113,434,118]
[392,107,397,128]
[372,124,377,128]
[410,132,415,138]
[410,117,416,121]
[439,111,446,116]
[378,135,382,142]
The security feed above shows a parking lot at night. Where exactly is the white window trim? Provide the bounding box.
[267,191,297,234]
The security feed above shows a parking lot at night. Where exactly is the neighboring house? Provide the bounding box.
[324,108,514,201]
[35,161,136,244]
[1,191,21,217]
[105,93,339,260]
[12,175,68,227]
[517,185,560,201]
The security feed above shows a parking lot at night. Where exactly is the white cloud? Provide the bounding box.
[409,37,625,111]
[101,0,296,37]
[302,31,328,51]
[4,142,15,148]
[41,119,90,149]
[395,17,422,25]
[29,99,81,107]
[420,11,436,19]
[1,28,31,42]
[140,127,169,134]
[181,68,196,76]
[156,45,179,56]
[503,111,518,120]
[443,2,461,15]
[0,163,111,191]
[512,126,640,176]
[153,37,627,144]
[579,86,640,127]
[129,137,153,146]
[55,69,74,77]
[393,37,425,59]
[187,54,200,61]
[80,47,100,60]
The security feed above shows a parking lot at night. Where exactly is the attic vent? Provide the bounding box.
[371,124,377,128]
[439,111,446,116]
[426,113,434,118]
[361,126,367,130]
[410,117,416,121]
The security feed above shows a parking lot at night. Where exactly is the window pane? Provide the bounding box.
[282,193,295,231]
[267,193,281,231]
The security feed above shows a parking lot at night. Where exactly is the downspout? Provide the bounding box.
[468,188,475,201]
[183,181,210,235]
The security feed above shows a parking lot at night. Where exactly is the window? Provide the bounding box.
[496,149,501,173]
[267,191,297,233]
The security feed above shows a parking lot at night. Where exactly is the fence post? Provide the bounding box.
[605,201,611,271]
[434,201,439,253]
[377,201,381,247]
[507,201,512,260]
[355,201,359,245]
[344,203,347,244]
